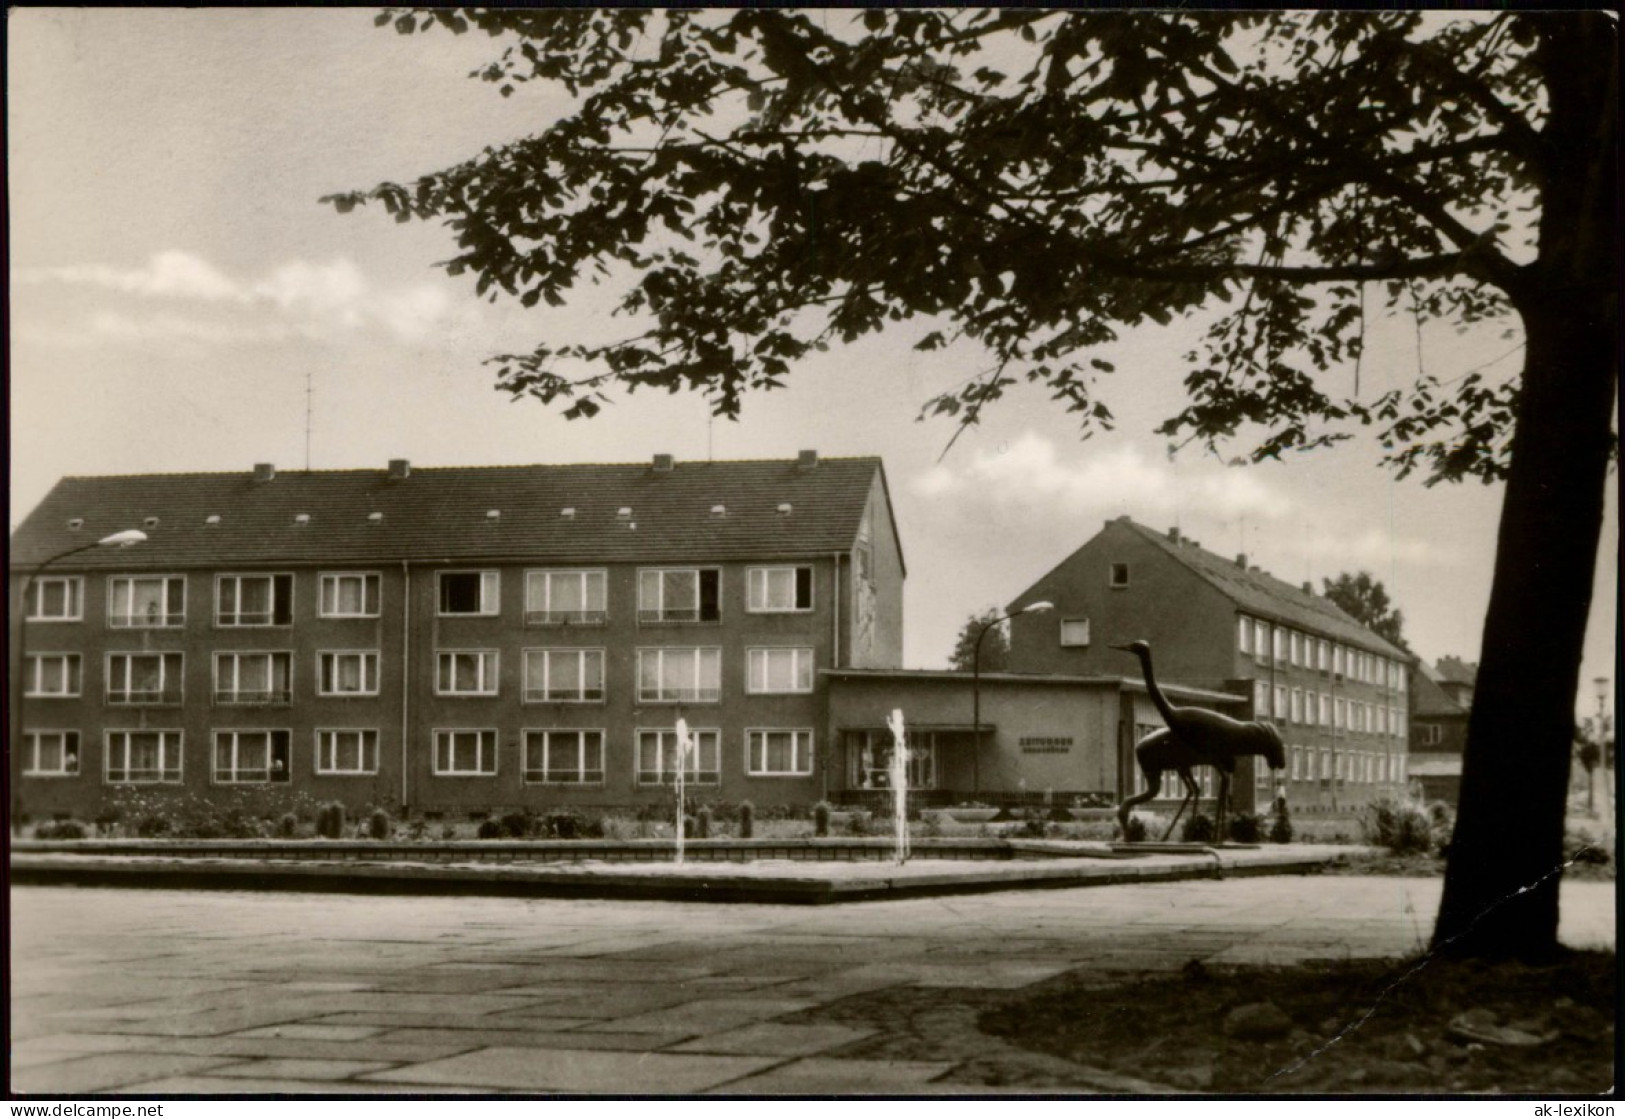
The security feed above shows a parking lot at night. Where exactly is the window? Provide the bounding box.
[106,730,182,783]
[1238,616,1253,654]
[1333,645,1346,677]
[214,652,292,705]
[1290,688,1304,724]
[523,730,604,784]
[1289,631,1303,666]
[438,571,499,616]
[433,729,498,775]
[1256,622,1272,664]
[27,577,82,621]
[747,729,814,777]
[25,654,81,697]
[1060,618,1092,648]
[1108,563,1130,588]
[1274,685,1288,719]
[1289,745,1302,781]
[1273,627,1287,663]
[1319,693,1331,727]
[213,730,290,784]
[108,652,184,706]
[108,576,185,628]
[216,574,293,626]
[637,647,721,702]
[319,573,381,618]
[1253,680,1269,717]
[316,729,379,775]
[318,652,379,696]
[436,651,499,696]
[25,731,80,776]
[1335,697,1347,730]
[638,568,720,623]
[747,566,812,613]
[636,727,720,785]
[1318,639,1330,671]
[523,649,604,703]
[746,647,814,694]
[525,569,606,625]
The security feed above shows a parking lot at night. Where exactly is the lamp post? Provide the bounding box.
[970,600,1052,796]
[12,529,146,832]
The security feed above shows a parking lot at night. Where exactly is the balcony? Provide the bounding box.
[108,613,184,629]
[638,607,719,625]
[525,609,608,627]
[213,689,293,707]
[106,688,184,707]
[523,687,605,704]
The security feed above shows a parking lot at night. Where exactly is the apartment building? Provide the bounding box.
[10,453,904,820]
[1005,516,1414,810]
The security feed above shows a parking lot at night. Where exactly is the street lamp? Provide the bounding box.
[12,529,147,832]
[970,600,1053,796]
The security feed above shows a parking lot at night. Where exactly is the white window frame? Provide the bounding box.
[638,567,722,624]
[437,570,500,617]
[1256,622,1272,664]
[24,730,81,777]
[525,569,607,626]
[105,729,183,784]
[319,572,382,618]
[523,648,605,703]
[107,651,185,706]
[25,653,81,698]
[317,650,380,697]
[1108,563,1130,588]
[746,566,813,613]
[1317,639,1330,671]
[1274,685,1288,719]
[635,726,721,786]
[1253,680,1269,717]
[522,729,605,785]
[212,729,291,785]
[1289,745,1302,781]
[1237,616,1253,654]
[637,647,722,703]
[1060,618,1092,648]
[1319,692,1331,727]
[213,651,293,706]
[1289,631,1303,666]
[1289,687,1304,724]
[433,728,498,776]
[746,728,815,777]
[26,576,83,622]
[436,650,500,696]
[315,728,380,776]
[215,573,294,628]
[107,574,186,629]
[1273,627,1287,663]
[746,647,815,695]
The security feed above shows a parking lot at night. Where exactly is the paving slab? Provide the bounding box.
[577,996,817,1035]
[668,1021,880,1057]
[10,1052,236,1094]
[707,1057,957,1095]
[200,1057,400,1081]
[360,1046,782,1093]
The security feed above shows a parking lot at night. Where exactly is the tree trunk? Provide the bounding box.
[1432,14,1618,960]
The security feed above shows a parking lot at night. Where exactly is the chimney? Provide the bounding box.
[1167,527,1181,544]
[1235,553,1247,568]
[796,449,818,470]
[387,459,410,481]
[1301,581,1313,594]
[652,453,675,473]
[253,463,276,484]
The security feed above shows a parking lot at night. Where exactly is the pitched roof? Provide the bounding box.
[10,456,900,571]
[1410,666,1467,718]
[1434,655,1479,687]
[1113,517,1411,660]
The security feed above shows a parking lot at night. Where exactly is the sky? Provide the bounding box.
[7,9,1618,715]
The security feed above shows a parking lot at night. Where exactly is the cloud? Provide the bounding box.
[17,251,249,303]
[1300,527,1462,568]
[15,250,482,345]
[912,432,1293,522]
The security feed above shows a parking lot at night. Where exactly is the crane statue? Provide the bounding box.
[1111,640,1285,843]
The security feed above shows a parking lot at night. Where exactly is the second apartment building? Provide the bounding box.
[10,453,905,820]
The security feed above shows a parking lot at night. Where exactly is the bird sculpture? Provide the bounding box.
[1111,640,1285,842]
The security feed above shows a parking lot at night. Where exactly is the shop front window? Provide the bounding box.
[847,729,937,790]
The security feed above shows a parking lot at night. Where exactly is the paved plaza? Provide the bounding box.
[10,877,1616,1095]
